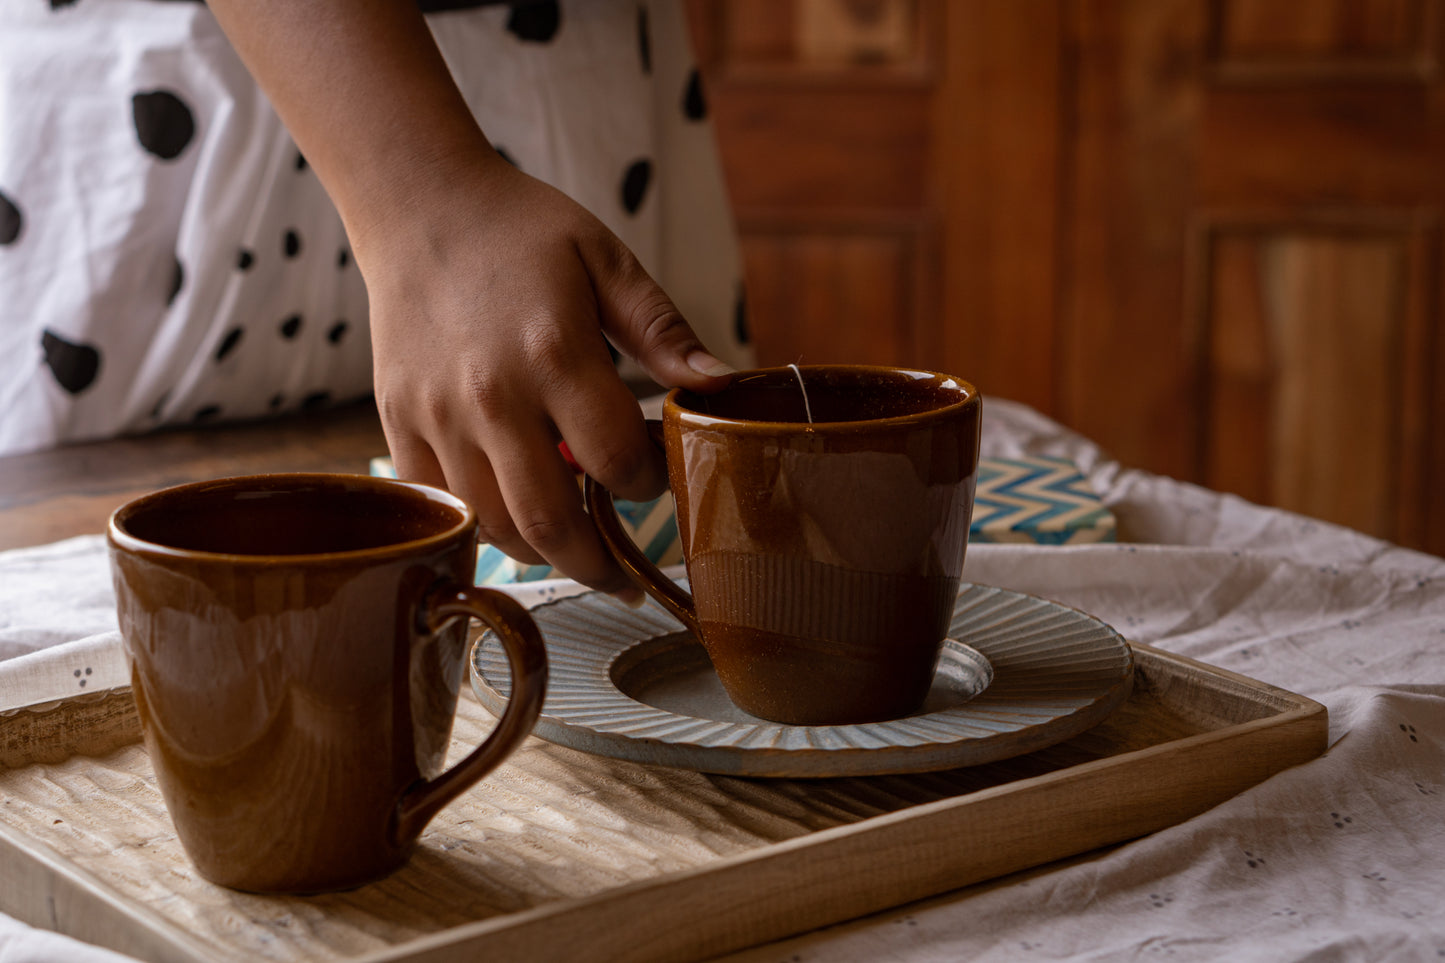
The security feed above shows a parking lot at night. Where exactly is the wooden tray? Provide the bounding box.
[0,644,1327,963]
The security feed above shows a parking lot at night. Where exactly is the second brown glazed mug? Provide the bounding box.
[108,473,548,894]
[586,365,982,726]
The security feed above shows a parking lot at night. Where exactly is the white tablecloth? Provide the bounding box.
[2,398,1442,962]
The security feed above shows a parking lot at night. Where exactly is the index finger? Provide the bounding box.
[549,371,668,506]
[481,411,640,595]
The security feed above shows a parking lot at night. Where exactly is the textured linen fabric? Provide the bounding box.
[0,927,138,963]
[713,403,1445,963]
[0,0,748,455]
[0,397,1442,960]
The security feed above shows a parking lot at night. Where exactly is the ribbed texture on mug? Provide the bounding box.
[689,552,957,655]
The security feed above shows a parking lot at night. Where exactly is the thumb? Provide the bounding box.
[583,234,736,390]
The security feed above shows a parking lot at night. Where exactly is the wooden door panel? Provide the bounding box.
[1064,0,1205,483]
[1199,223,1427,538]
[1201,91,1443,207]
[694,0,1445,554]
[710,89,934,213]
[933,0,1065,416]
[699,0,924,68]
[691,0,939,371]
[1064,0,1445,551]
[1210,0,1436,80]
[740,223,928,367]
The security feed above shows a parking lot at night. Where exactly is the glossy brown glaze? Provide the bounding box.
[107,473,547,894]
[588,365,981,725]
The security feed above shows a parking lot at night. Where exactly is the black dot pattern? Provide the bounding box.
[131,90,195,161]
[0,190,22,245]
[621,159,652,215]
[215,327,243,361]
[682,69,707,121]
[506,0,560,43]
[637,7,652,75]
[40,330,100,395]
[6,2,749,452]
[167,256,184,306]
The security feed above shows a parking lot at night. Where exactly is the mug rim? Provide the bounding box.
[106,471,477,565]
[664,363,980,431]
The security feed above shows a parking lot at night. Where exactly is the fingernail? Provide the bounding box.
[687,351,736,378]
[614,585,647,608]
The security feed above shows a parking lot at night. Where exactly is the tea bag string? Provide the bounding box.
[787,363,815,425]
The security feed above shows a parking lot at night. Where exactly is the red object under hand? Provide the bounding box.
[557,440,582,474]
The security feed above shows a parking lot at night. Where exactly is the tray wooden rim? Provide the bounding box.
[0,643,1329,963]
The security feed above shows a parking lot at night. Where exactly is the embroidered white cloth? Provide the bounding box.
[1,397,1442,961]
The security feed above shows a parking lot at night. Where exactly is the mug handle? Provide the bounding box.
[582,419,701,637]
[390,584,548,846]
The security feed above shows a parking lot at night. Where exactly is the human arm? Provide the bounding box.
[205,0,734,593]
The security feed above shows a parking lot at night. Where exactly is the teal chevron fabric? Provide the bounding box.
[970,455,1116,545]
[372,452,1114,585]
[370,456,682,586]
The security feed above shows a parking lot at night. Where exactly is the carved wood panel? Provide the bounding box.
[1062,0,1445,552]
[1208,0,1438,81]
[739,219,933,367]
[694,0,1445,554]
[1194,217,1435,540]
[689,0,940,371]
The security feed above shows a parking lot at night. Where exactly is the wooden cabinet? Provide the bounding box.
[687,0,944,369]
[690,0,1445,556]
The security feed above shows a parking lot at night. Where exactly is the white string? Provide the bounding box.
[787,363,814,425]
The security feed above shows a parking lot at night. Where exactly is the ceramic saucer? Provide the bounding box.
[471,582,1134,778]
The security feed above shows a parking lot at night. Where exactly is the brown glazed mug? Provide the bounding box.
[586,365,981,725]
[107,473,547,894]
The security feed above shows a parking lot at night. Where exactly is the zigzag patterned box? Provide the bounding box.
[970,455,1116,545]
[370,456,684,587]
[372,452,1114,585]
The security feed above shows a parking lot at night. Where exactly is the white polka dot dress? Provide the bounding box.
[0,0,751,456]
